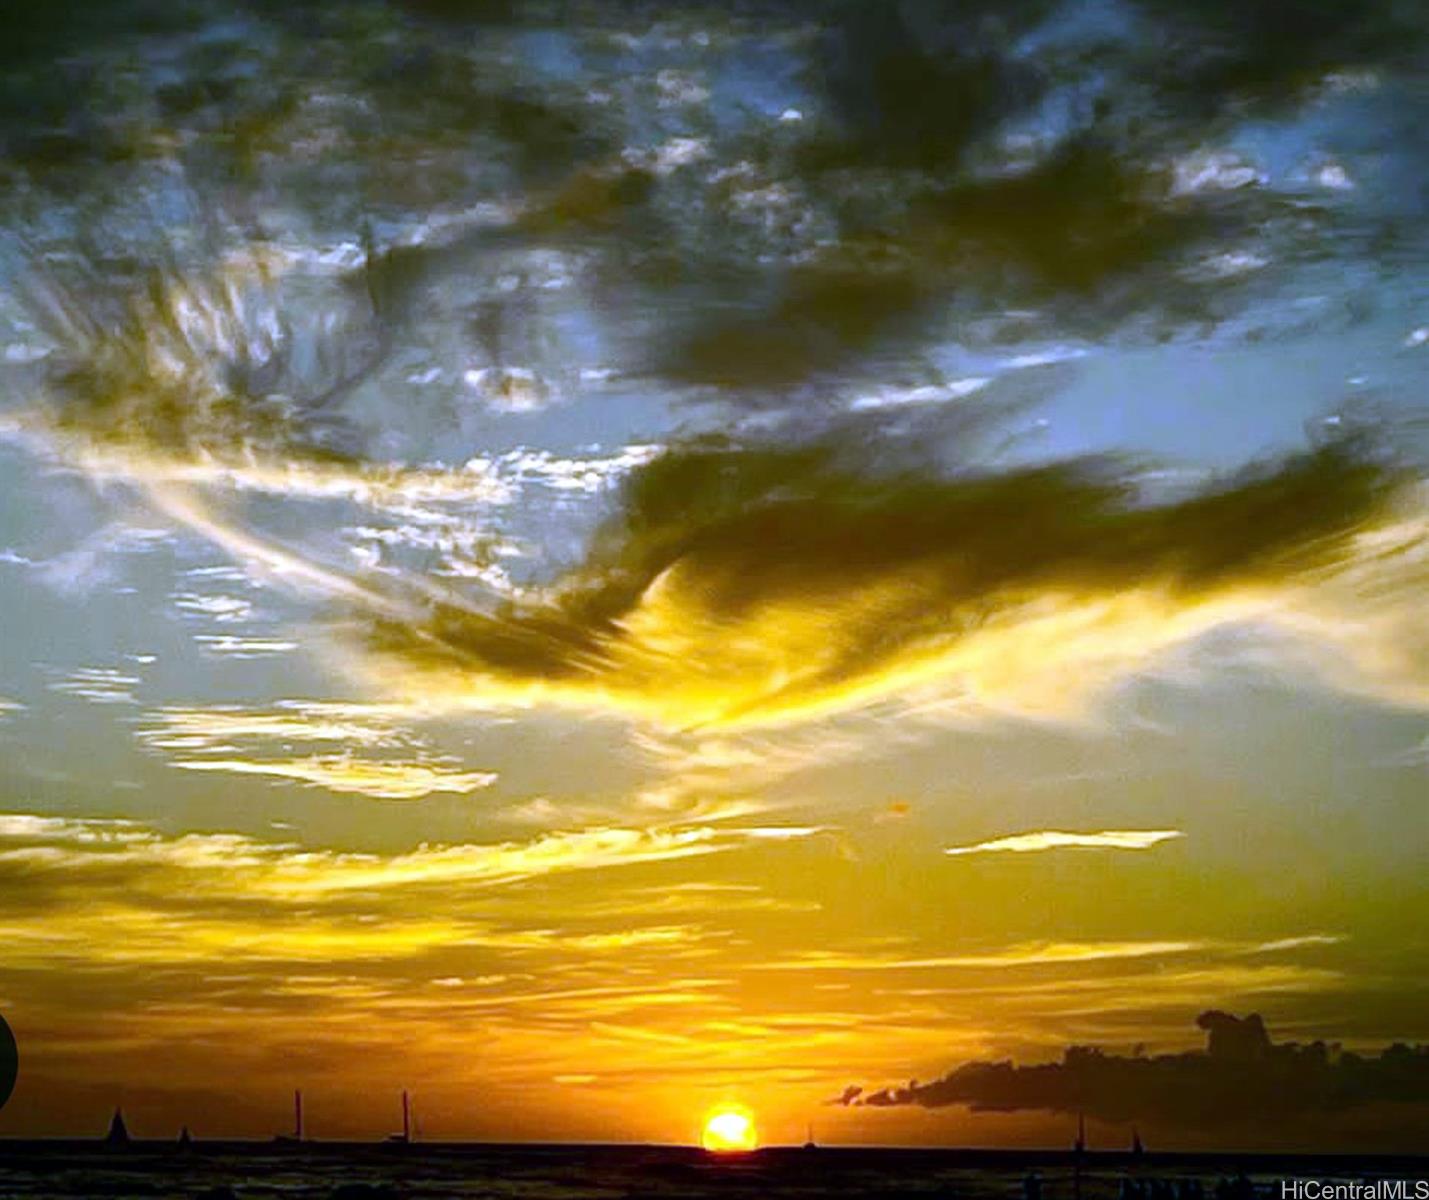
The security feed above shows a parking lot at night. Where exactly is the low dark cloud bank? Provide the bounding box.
[843,1011,1429,1131]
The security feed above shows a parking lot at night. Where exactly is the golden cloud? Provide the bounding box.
[944,829,1185,856]
[0,810,823,976]
[136,702,495,800]
[170,756,498,800]
[347,435,1421,731]
[754,940,1204,971]
[0,811,823,902]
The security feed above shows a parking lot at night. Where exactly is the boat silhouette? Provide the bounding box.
[104,1107,130,1147]
[385,1090,411,1145]
[271,1089,304,1146]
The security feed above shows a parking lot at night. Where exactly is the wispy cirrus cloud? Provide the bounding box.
[169,755,498,800]
[754,941,1204,972]
[1242,934,1344,954]
[0,810,824,977]
[47,666,141,706]
[753,935,1347,974]
[137,701,417,752]
[191,634,299,659]
[135,701,495,801]
[877,962,1348,1010]
[0,810,824,902]
[944,829,1185,857]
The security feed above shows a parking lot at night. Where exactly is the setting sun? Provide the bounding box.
[701,1106,758,1153]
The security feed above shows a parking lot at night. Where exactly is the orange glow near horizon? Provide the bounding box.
[701,1106,758,1153]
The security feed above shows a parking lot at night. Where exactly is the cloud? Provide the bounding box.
[6,250,652,520]
[945,830,1185,857]
[360,429,1417,730]
[0,810,823,971]
[1246,935,1344,955]
[136,701,497,800]
[0,810,823,902]
[643,0,1428,396]
[754,941,1203,972]
[171,591,255,623]
[626,723,887,824]
[753,935,1352,978]
[573,882,821,919]
[46,666,141,706]
[880,963,1348,1015]
[0,814,150,843]
[169,755,498,801]
[8,214,1423,738]
[192,634,299,659]
[137,702,420,752]
[843,1009,1429,1131]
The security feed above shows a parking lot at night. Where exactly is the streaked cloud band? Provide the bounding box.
[944,829,1185,857]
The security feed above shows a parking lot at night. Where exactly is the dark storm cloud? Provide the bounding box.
[809,0,1427,140]
[640,0,1429,393]
[10,0,1423,398]
[651,133,1256,391]
[846,1010,1429,1126]
[800,1,1057,174]
[1133,0,1428,112]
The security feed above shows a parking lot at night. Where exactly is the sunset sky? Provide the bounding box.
[0,0,1425,1151]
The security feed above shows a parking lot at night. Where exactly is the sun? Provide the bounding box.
[700,1105,758,1153]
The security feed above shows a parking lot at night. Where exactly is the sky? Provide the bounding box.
[0,0,1426,1151]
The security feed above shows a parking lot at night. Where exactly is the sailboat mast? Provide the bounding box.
[402,1090,410,1142]
[294,1089,303,1141]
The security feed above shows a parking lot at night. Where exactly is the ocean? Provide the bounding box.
[0,1146,1425,1200]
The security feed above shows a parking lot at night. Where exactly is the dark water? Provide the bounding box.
[0,1146,1425,1200]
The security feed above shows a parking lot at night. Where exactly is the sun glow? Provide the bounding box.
[701,1105,758,1153]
